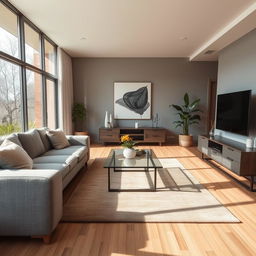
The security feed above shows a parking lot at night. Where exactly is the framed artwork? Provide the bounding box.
[114,82,151,119]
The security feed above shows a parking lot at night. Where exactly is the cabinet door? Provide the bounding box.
[144,129,165,142]
[198,136,209,155]
[100,129,119,142]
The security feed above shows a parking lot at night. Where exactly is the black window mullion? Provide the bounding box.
[18,13,28,131]
[42,75,47,127]
[21,67,28,131]
[41,34,46,71]
[55,79,59,128]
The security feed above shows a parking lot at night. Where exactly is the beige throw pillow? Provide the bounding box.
[0,139,33,169]
[46,129,70,149]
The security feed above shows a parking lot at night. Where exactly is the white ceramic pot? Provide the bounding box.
[123,148,136,159]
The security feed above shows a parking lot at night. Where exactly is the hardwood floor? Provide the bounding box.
[1,145,256,256]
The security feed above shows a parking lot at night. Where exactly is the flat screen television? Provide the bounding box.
[216,90,251,136]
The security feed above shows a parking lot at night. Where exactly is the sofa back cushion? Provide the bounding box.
[37,127,52,152]
[18,129,46,158]
[0,139,33,169]
[46,129,70,149]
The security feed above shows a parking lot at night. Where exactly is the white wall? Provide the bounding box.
[215,29,256,144]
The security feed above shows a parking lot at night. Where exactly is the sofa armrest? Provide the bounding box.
[0,169,62,236]
[66,135,90,148]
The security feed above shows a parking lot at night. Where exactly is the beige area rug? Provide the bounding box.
[62,158,239,223]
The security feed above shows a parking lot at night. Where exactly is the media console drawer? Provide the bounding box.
[222,145,241,162]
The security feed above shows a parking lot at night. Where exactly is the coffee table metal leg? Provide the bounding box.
[108,167,110,191]
[154,168,157,191]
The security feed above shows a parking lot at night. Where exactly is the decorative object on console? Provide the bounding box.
[104,111,110,128]
[109,113,114,128]
[114,82,151,119]
[152,113,160,128]
[246,137,253,148]
[170,92,201,147]
[253,138,256,148]
[135,121,139,129]
[209,120,215,138]
[72,103,87,134]
[121,135,137,158]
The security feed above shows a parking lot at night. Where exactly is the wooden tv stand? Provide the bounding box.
[99,127,166,146]
[198,135,256,191]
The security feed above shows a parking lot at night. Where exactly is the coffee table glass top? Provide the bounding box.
[104,149,162,169]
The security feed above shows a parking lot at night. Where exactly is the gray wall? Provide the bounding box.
[216,29,256,143]
[72,58,218,142]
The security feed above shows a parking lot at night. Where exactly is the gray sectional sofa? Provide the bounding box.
[0,128,90,241]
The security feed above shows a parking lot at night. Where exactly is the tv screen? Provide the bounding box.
[216,90,251,135]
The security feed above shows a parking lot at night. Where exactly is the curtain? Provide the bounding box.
[57,47,73,134]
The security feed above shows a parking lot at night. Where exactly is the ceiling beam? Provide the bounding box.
[190,3,256,61]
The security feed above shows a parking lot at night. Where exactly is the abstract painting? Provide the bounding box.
[114,82,151,119]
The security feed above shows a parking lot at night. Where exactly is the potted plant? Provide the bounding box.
[121,135,137,158]
[170,93,201,147]
[72,103,87,135]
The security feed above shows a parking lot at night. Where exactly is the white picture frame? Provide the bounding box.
[114,82,152,119]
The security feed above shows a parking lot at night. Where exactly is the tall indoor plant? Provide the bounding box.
[171,93,201,147]
[72,103,87,135]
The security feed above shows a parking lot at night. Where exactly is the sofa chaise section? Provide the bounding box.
[0,129,90,242]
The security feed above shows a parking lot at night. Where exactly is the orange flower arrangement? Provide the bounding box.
[120,135,136,148]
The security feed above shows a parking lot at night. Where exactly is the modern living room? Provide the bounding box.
[1,0,256,255]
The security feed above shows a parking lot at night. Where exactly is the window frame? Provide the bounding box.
[0,0,58,132]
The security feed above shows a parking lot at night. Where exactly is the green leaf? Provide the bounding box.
[172,104,183,112]
[175,124,182,128]
[189,99,200,110]
[184,93,189,107]
[190,108,200,113]
[190,114,201,121]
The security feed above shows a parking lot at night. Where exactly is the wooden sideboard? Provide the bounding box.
[198,135,256,191]
[99,127,166,146]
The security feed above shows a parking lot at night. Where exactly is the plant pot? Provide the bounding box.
[123,148,136,159]
[179,135,193,147]
[74,131,89,136]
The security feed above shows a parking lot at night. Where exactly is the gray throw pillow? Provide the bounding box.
[37,127,52,151]
[18,129,46,158]
[46,129,70,149]
[0,139,33,169]
[0,134,22,147]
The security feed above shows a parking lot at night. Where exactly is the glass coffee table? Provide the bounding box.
[104,149,163,192]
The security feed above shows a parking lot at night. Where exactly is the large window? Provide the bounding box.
[26,70,43,129]
[0,59,22,135]
[0,1,58,135]
[0,3,19,58]
[46,79,56,129]
[44,39,56,75]
[24,23,41,68]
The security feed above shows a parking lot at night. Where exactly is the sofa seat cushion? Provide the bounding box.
[33,163,70,178]
[43,146,87,161]
[33,155,78,170]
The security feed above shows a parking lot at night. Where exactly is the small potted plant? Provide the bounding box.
[72,103,87,135]
[170,93,201,147]
[121,135,137,158]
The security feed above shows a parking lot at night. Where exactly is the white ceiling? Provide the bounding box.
[10,0,256,60]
